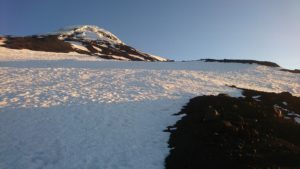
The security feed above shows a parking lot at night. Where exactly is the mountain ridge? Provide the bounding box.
[0,25,168,61]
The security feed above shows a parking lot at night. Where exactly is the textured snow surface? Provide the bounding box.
[0,47,100,61]
[0,52,300,169]
[0,101,182,169]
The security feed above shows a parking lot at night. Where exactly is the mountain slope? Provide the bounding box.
[1,26,300,169]
[0,52,300,169]
[0,25,168,61]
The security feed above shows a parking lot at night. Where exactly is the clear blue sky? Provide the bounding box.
[1,0,299,69]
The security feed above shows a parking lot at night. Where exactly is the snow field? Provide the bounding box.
[0,100,183,169]
[0,53,300,169]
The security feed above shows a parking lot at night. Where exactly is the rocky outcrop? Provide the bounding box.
[201,59,280,67]
[165,88,300,169]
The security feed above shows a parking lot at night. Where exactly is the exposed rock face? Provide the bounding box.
[165,88,300,169]
[201,59,280,67]
[1,35,75,53]
[0,25,168,61]
[280,69,300,74]
[201,59,300,73]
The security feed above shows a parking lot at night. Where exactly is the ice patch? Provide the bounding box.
[295,117,300,124]
[149,54,168,62]
[110,55,130,61]
[0,38,6,45]
[287,112,300,118]
[226,88,244,98]
[128,54,146,60]
[66,41,89,52]
[92,45,102,52]
[252,95,261,101]
[76,31,100,41]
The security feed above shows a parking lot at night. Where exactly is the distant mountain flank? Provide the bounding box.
[200,59,300,73]
[0,25,168,61]
[201,59,280,67]
[280,68,300,74]
[1,25,298,72]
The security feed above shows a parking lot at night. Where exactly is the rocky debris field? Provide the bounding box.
[166,87,300,169]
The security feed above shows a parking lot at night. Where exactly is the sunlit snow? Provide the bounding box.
[50,25,124,44]
[0,48,299,169]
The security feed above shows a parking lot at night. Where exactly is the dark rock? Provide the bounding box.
[165,88,300,169]
[1,35,77,53]
[280,69,300,74]
[201,59,280,67]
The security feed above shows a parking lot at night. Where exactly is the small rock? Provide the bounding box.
[223,120,233,127]
[203,109,220,121]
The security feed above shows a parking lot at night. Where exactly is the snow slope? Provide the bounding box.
[0,51,299,169]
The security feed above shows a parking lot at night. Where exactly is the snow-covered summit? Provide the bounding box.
[0,25,168,61]
[51,25,124,44]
